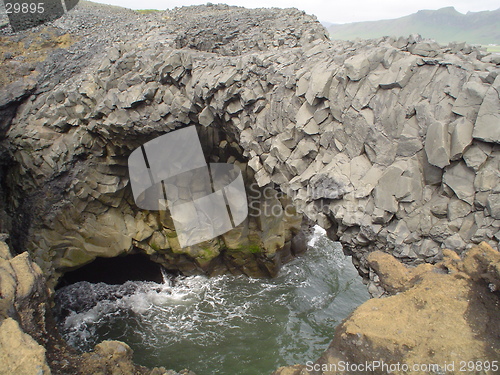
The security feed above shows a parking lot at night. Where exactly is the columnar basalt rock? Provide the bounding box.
[1,3,499,286]
[1,4,322,286]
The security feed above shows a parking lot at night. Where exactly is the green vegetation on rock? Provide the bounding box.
[247,243,262,254]
[136,9,159,14]
[486,45,500,53]
[149,242,160,252]
[229,242,262,254]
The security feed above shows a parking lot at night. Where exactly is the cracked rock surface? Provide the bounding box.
[1,2,500,284]
[1,2,500,374]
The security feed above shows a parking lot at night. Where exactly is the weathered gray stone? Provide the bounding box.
[286,158,309,175]
[379,55,417,89]
[119,82,158,108]
[474,160,500,192]
[313,101,330,125]
[305,64,336,105]
[475,191,490,208]
[473,76,500,144]
[303,118,320,135]
[431,197,449,218]
[463,145,488,171]
[419,150,443,186]
[107,46,121,62]
[482,54,500,65]
[386,219,411,245]
[452,81,489,121]
[443,233,466,252]
[486,194,500,220]
[354,165,383,199]
[248,156,263,173]
[226,100,243,115]
[254,168,272,187]
[290,137,317,159]
[263,155,279,174]
[409,41,441,57]
[159,51,191,83]
[270,138,292,162]
[416,238,439,258]
[443,162,476,204]
[396,173,423,203]
[447,199,472,221]
[349,154,372,185]
[345,54,370,81]
[241,83,265,105]
[450,117,473,160]
[397,117,423,157]
[309,171,352,200]
[295,72,310,97]
[295,101,315,128]
[342,108,370,159]
[373,165,404,213]
[424,121,450,168]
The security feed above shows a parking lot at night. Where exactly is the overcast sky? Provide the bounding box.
[89,0,500,23]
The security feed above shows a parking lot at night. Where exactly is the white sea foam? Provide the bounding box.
[54,231,369,375]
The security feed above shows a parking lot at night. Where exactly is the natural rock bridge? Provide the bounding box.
[1,3,499,288]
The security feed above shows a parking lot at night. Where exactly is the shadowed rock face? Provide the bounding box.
[0,3,499,286]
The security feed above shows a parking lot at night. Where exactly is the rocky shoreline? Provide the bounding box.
[274,241,500,375]
[1,1,499,374]
[0,239,193,375]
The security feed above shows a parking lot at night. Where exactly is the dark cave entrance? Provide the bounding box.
[55,253,166,289]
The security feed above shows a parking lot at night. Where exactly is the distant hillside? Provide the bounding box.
[327,7,500,45]
[320,21,335,29]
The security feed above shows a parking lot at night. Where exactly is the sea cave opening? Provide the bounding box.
[55,252,166,289]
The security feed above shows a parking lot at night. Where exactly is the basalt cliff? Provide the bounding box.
[0,1,499,374]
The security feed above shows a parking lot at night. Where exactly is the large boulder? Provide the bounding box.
[0,318,51,375]
[473,75,500,144]
[274,242,500,375]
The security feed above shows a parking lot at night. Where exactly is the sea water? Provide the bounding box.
[54,228,370,374]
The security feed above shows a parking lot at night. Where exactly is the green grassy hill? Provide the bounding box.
[327,7,500,45]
